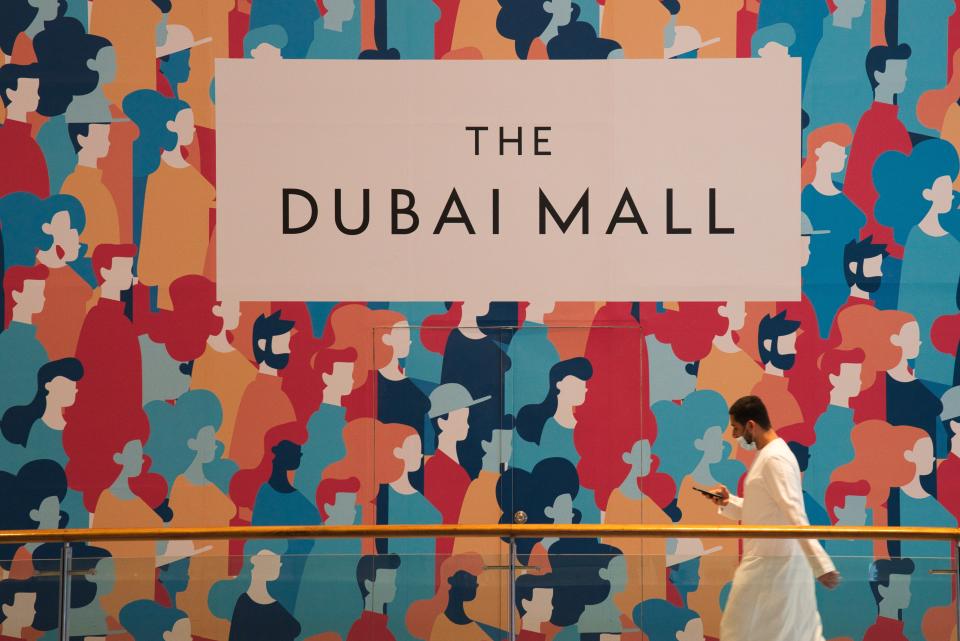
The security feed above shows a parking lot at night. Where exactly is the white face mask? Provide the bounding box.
[737,435,756,451]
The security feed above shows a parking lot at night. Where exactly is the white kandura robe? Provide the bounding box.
[719,437,836,641]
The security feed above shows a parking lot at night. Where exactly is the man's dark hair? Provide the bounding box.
[865,43,911,92]
[729,395,771,429]
[868,557,915,607]
[515,572,554,618]
[843,236,889,287]
[252,311,295,366]
[67,122,109,154]
[758,311,800,367]
[0,64,40,107]
[356,553,400,603]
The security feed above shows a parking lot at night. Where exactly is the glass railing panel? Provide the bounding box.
[531,538,959,641]
[66,545,508,641]
[12,531,958,641]
[0,544,63,641]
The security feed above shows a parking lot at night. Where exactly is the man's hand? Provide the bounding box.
[818,571,841,589]
[707,485,730,507]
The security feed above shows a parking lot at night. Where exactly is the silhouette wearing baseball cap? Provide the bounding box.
[424,383,490,571]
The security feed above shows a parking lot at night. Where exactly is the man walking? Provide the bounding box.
[706,395,841,641]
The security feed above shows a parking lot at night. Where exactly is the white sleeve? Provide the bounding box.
[718,495,744,521]
[764,457,836,577]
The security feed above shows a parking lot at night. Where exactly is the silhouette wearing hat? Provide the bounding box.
[156,24,212,100]
[424,383,490,571]
[425,384,490,515]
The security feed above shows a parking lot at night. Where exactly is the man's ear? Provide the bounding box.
[877,582,889,602]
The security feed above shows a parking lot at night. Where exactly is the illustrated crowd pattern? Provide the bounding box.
[0,1,959,640]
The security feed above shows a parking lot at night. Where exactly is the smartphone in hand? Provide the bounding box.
[693,486,724,500]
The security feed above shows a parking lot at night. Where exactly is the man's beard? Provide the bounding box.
[854,267,882,293]
[768,349,796,372]
[120,284,135,320]
[262,350,290,371]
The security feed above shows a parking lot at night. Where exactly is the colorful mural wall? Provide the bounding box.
[0,1,959,640]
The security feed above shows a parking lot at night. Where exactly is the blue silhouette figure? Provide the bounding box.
[249,0,319,59]
[549,538,626,637]
[897,0,956,136]
[652,390,730,493]
[633,599,702,641]
[119,599,190,641]
[757,0,828,83]
[386,0,441,59]
[803,0,872,140]
[307,0,361,59]
[251,440,321,612]
[546,5,622,59]
[786,441,831,528]
[514,357,592,469]
[122,90,189,251]
[1,358,82,472]
[875,139,960,386]
[33,18,107,194]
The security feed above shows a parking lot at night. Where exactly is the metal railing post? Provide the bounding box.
[509,536,517,641]
[57,542,72,641]
[955,537,959,641]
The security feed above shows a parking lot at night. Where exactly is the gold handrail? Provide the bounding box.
[0,524,958,544]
